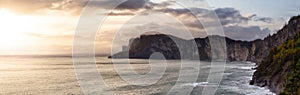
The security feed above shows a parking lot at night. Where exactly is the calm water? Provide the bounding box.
[0,57,274,95]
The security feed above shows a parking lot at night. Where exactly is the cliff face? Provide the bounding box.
[110,15,300,63]
[110,34,254,61]
[252,16,300,63]
[251,16,300,94]
[252,31,300,94]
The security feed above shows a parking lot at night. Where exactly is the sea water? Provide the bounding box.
[0,57,275,95]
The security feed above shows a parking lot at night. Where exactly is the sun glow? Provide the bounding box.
[0,9,35,51]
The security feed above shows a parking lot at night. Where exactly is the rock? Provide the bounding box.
[249,80,254,85]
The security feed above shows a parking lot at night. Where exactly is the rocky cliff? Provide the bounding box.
[109,16,300,64]
[251,31,300,95]
[109,34,251,61]
[250,16,300,95]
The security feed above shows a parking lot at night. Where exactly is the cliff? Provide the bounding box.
[250,16,300,94]
[251,31,300,94]
[109,15,300,94]
[109,16,300,64]
[109,34,252,61]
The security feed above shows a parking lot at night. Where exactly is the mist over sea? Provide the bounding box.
[0,56,274,95]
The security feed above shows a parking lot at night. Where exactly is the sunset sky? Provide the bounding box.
[0,0,299,56]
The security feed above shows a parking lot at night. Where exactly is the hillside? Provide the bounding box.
[251,31,300,94]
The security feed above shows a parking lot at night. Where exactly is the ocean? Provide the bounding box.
[0,57,275,95]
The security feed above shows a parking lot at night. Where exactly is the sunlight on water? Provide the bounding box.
[0,57,274,95]
[0,57,82,95]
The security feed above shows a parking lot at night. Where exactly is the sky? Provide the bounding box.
[0,0,299,56]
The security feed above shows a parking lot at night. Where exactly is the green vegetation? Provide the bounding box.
[281,59,300,95]
[257,31,300,95]
[280,32,300,95]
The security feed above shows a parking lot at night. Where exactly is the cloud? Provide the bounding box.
[79,0,151,10]
[151,7,251,34]
[184,21,204,30]
[0,0,151,15]
[0,0,61,14]
[25,32,75,39]
[145,1,175,9]
[223,25,271,41]
[155,8,208,17]
[214,8,250,25]
[145,7,273,40]
[254,17,274,23]
[154,7,252,26]
[108,11,135,16]
[115,0,149,10]
[244,14,257,18]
